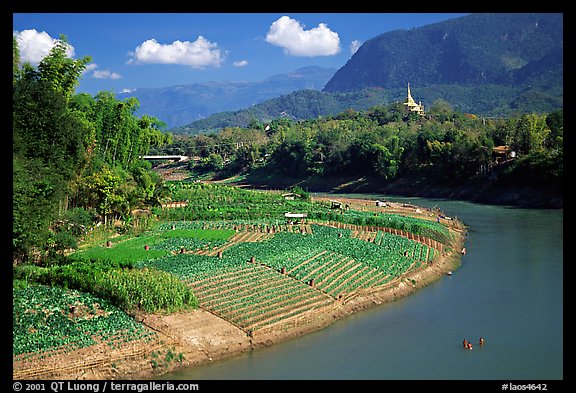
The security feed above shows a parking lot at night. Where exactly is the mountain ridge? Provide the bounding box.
[116,66,336,129]
[323,13,562,91]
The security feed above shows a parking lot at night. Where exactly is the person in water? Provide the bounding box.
[463,339,468,348]
[479,337,484,346]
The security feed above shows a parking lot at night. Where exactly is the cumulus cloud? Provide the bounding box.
[128,36,224,68]
[92,69,122,80]
[233,60,249,67]
[83,63,122,80]
[84,63,99,72]
[350,40,362,55]
[13,29,74,65]
[265,16,340,57]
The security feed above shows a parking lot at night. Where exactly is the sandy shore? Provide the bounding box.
[13,199,465,380]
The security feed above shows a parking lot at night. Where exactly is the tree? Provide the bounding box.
[271,140,312,176]
[428,99,454,122]
[78,167,126,225]
[13,157,59,263]
[13,36,21,84]
[512,114,550,155]
[37,35,92,100]
[13,36,171,264]
[545,110,563,150]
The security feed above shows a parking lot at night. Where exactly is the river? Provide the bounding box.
[159,195,563,381]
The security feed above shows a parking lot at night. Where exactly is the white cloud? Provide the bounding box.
[350,40,362,55]
[84,63,99,72]
[233,60,249,67]
[92,69,122,80]
[83,63,122,80]
[13,29,75,65]
[265,16,340,57]
[128,36,224,68]
[120,88,136,94]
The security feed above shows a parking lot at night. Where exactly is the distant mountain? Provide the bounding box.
[115,66,336,129]
[324,13,562,92]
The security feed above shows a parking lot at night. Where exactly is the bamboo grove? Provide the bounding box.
[13,36,172,264]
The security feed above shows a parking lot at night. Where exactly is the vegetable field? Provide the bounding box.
[13,284,158,360]
[15,182,459,365]
[189,263,334,332]
[135,220,441,332]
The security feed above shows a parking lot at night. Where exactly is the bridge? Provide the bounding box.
[140,155,190,162]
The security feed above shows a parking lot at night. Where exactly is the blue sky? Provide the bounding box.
[13,13,469,96]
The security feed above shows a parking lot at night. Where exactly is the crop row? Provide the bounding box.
[151,237,227,252]
[134,223,434,301]
[159,182,452,245]
[136,253,246,280]
[157,220,310,235]
[188,263,334,331]
[147,226,431,290]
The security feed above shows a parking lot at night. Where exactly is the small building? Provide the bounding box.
[492,145,516,162]
[284,212,307,224]
[282,192,302,201]
[330,200,342,209]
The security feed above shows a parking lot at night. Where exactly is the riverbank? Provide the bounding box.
[226,170,563,209]
[13,198,466,380]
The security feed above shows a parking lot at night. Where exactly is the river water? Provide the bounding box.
[160,196,563,381]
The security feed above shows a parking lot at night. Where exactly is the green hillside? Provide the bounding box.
[324,13,562,91]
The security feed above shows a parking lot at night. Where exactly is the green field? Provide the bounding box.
[14,183,457,356]
[13,284,157,360]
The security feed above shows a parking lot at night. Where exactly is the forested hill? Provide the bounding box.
[171,88,396,135]
[171,82,562,136]
[323,13,563,92]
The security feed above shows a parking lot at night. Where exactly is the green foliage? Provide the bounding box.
[160,228,235,240]
[156,182,450,243]
[13,157,58,262]
[164,101,561,197]
[94,268,197,313]
[13,284,157,357]
[37,35,92,100]
[289,186,310,201]
[13,37,170,265]
[13,36,21,83]
[73,235,168,264]
[14,257,197,314]
[498,149,563,189]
